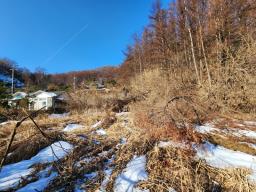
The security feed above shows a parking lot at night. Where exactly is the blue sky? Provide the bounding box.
[0,0,170,73]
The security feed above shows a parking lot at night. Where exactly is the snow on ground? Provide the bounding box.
[120,137,127,144]
[63,124,84,132]
[84,172,98,180]
[96,129,107,136]
[97,168,113,191]
[114,155,148,192]
[244,121,256,126]
[96,155,115,192]
[158,141,189,149]
[196,123,256,139]
[0,121,17,126]
[16,172,58,192]
[49,113,69,119]
[91,121,102,128]
[0,122,8,126]
[195,123,219,134]
[0,141,73,191]
[230,128,256,139]
[115,112,130,117]
[194,141,256,181]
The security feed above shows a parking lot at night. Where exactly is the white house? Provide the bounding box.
[8,92,27,107]
[29,91,57,110]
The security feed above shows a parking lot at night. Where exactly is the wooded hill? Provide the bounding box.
[118,0,256,114]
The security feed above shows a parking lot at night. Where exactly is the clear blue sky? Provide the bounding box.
[0,0,170,73]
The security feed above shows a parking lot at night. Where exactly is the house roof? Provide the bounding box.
[11,92,27,101]
[37,92,57,98]
[29,90,45,97]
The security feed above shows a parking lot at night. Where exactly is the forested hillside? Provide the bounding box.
[119,0,256,114]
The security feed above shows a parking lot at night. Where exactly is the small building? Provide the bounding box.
[28,90,45,98]
[8,92,27,108]
[29,91,57,110]
[54,91,69,112]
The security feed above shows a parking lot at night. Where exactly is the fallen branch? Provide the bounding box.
[0,107,46,172]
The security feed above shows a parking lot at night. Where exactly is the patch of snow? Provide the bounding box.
[98,151,109,157]
[120,137,127,144]
[114,155,148,192]
[75,157,94,168]
[168,188,177,192]
[195,124,219,134]
[84,172,98,180]
[92,139,101,145]
[92,121,102,128]
[74,187,86,192]
[97,155,115,192]
[133,189,149,192]
[116,112,130,117]
[97,168,113,192]
[0,141,73,191]
[230,128,256,139]
[63,124,84,132]
[78,134,87,140]
[0,122,8,126]
[194,141,256,181]
[244,121,256,126]
[49,113,69,119]
[74,172,98,191]
[158,141,189,149]
[16,172,58,192]
[96,129,107,136]
[0,168,33,190]
[195,123,256,139]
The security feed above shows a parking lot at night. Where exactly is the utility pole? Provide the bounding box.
[73,76,76,90]
[11,68,14,94]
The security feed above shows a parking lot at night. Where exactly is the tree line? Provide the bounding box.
[118,0,256,113]
[0,58,118,92]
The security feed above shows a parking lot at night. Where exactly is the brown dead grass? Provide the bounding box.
[208,134,256,156]
[134,111,202,145]
[139,146,216,192]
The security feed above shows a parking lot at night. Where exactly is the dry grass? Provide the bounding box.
[140,146,215,192]
[68,88,124,112]
[208,134,256,156]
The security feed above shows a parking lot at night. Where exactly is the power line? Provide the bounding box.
[10,68,14,94]
[42,24,89,66]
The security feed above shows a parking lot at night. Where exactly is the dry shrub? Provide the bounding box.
[129,69,206,143]
[134,112,184,142]
[68,89,123,112]
[132,102,203,144]
[208,167,255,192]
[139,145,255,192]
[140,146,217,192]
[199,36,256,114]
[129,69,195,108]
[101,113,117,129]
